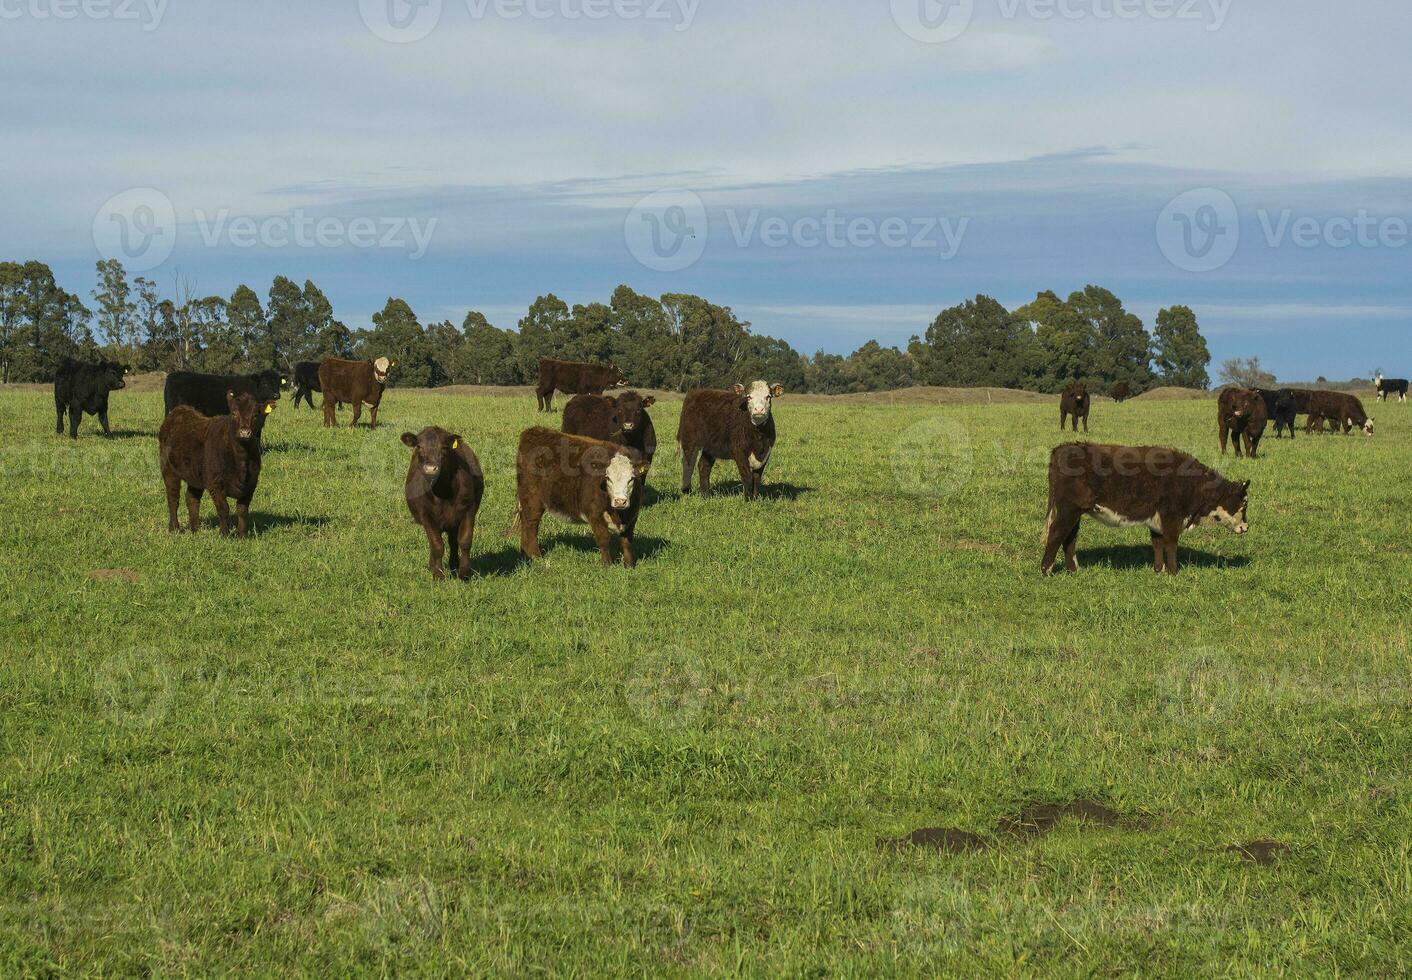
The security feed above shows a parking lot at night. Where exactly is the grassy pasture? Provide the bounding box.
[1,385,1410,976]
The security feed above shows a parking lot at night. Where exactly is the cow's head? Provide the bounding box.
[1361,416,1375,436]
[226,390,273,442]
[602,449,646,512]
[257,368,286,397]
[402,427,460,484]
[609,365,628,388]
[613,391,655,433]
[734,381,784,427]
[1201,479,1250,535]
[102,361,128,391]
[373,357,396,383]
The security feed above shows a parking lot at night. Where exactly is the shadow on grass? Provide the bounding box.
[1078,544,1251,571]
[99,428,157,440]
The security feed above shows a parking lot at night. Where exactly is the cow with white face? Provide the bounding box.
[676,380,785,502]
[514,427,647,567]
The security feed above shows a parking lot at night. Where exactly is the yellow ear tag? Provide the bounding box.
[452,439,459,449]
[264,405,273,414]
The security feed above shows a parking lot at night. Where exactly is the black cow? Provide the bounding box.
[1375,373,1409,403]
[1255,388,1298,439]
[164,369,286,418]
[54,357,129,439]
[291,361,322,409]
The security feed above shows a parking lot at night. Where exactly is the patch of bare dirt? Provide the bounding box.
[1226,839,1288,866]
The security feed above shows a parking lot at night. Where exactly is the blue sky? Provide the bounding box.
[3,0,1410,381]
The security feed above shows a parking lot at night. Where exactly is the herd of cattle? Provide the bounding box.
[46,356,1397,578]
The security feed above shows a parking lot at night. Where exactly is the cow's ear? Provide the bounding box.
[732,383,745,394]
[770,384,785,397]
[637,463,650,477]
[642,396,656,407]
[451,437,460,450]
[401,432,417,448]
[263,402,275,415]
[1241,479,1251,492]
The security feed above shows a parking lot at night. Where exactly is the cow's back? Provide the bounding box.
[562,394,619,442]
[318,358,369,400]
[678,389,741,456]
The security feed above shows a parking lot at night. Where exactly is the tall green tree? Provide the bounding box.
[92,259,137,364]
[1152,305,1211,389]
[910,294,1037,388]
[1069,285,1153,389]
[460,311,518,385]
[514,294,571,383]
[1016,289,1095,391]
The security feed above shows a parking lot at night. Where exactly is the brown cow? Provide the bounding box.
[1042,442,1250,576]
[561,391,658,476]
[402,427,484,581]
[1305,390,1374,435]
[1217,387,1268,457]
[319,356,396,428]
[536,358,626,412]
[1060,382,1090,432]
[676,381,782,502]
[1110,381,1134,403]
[158,391,276,539]
[514,427,646,566]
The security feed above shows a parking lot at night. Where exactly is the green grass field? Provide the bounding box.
[2,385,1410,976]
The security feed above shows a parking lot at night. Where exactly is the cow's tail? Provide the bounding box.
[503,500,522,539]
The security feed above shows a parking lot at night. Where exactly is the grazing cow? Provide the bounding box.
[1255,388,1298,439]
[1060,382,1090,432]
[1375,373,1409,403]
[53,357,128,439]
[1218,387,1268,458]
[1305,390,1374,436]
[536,358,626,412]
[158,391,275,539]
[291,361,322,409]
[676,381,783,502]
[514,427,646,567]
[1042,442,1250,576]
[561,391,658,476]
[402,427,484,581]
[1286,388,1315,416]
[319,356,395,428]
[164,369,285,418]
[1110,382,1134,403]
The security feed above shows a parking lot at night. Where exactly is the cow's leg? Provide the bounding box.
[350,401,362,428]
[735,456,755,501]
[369,402,379,430]
[619,531,635,569]
[697,455,715,496]
[98,406,111,436]
[235,499,250,540]
[1161,521,1182,576]
[55,401,65,435]
[1041,505,1081,576]
[322,394,336,428]
[164,476,182,532]
[455,514,476,579]
[679,447,699,495]
[424,524,446,580]
[1151,531,1165,573]
[1219,422,1229,454]
[590,518,614,565]
[211,492,232,537]
[1060,409,1067,431]
[69,407,81,440]
[1081,413,1088,434]
[185,487,203,532]
[1062,516,1081,574]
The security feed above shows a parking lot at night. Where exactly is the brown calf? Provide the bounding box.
[676,381,782,501]
[1060,382,1090,432]
[515,427,646,566]
[158,391,276,539]
[1305,390,1374,435]
[536,358,626,412]
[1043,442,1250,576]
[320,356,396,428]
[561,391,658,476]
[402,427,484,581]
[1217,387,1268,457]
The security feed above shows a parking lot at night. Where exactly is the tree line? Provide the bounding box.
[0,259,1212,392]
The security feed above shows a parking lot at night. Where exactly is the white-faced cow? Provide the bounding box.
[676,381,783,501]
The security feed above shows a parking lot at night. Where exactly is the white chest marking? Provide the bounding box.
[603,512,623,534]
[749,448,770,471]
[1091,505,1161,532]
